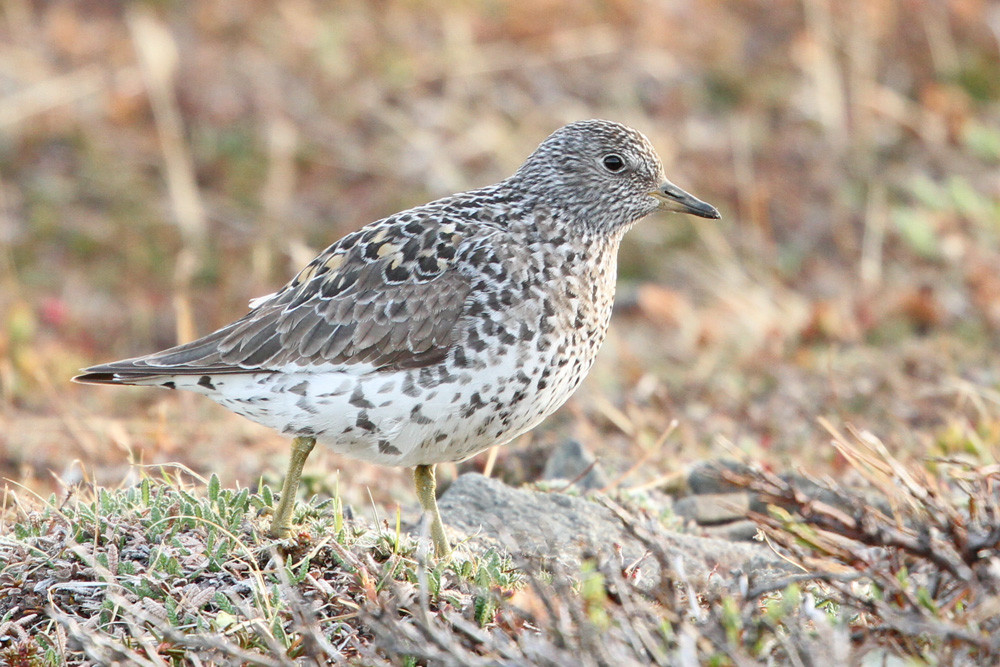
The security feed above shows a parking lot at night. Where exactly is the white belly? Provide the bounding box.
[171,338,593,468]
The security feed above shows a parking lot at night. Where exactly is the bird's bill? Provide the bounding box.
[649,181,720,219]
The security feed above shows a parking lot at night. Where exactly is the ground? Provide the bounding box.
[1,1,999,664]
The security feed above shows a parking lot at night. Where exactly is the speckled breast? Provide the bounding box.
[432,229,622,461]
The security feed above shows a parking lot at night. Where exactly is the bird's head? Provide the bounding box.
[514,119,719,234]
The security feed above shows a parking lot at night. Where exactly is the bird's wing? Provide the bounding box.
[76,212,489,382]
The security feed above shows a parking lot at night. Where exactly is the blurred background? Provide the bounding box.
[1,0,998,510]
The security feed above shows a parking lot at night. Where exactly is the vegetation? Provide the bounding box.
[4,436,1000,663]
[1,0,998,663]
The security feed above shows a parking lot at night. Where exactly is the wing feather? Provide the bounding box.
[75,210,489,384]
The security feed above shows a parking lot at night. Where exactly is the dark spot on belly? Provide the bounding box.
[461,392,486,418]
[356,411,376,432]
[197,375,215,390]
[410,405,433,425]
[402,375,420,397]
[417,366,451,389]
[378,440,401,456]
[467,329,487,352]
[349,386,374,409]
[296,396,319,414]
[288,381,309,395]
[162,381,176,390]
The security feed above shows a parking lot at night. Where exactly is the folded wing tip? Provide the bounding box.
[73,371,122,385]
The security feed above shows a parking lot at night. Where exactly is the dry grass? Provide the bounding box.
[1,0,999,663]
[2,430,1000,663]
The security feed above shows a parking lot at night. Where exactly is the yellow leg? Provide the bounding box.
[269,436,316,539]
[414,464,451,558]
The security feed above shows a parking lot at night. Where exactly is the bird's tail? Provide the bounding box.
[73,361,177,387]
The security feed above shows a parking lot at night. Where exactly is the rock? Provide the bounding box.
[673,492,761,525]
[540,439,608,491]
[437,474,793,594]
[685,459,892,518]
[699,520,761,542]
[686,459,755,495]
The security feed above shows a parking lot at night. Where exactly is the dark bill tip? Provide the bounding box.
[651,182,721,219]
[689,199,722,219]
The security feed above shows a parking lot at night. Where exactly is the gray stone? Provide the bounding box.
[438,473,793,593]
[686,459,754,495]
[673,492,758,525]
[685,460,892,519]
[541,439,608,491]
[699,520,762,542]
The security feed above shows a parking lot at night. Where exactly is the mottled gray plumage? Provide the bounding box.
[75,120,719,553]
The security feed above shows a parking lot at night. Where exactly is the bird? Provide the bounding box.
[74,120,720,557]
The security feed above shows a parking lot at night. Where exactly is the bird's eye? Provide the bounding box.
[601,154,626,172]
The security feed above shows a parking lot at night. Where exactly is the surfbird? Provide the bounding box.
[75,120,720,557]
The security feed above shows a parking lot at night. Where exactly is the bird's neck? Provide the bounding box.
[511,207,624,312]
